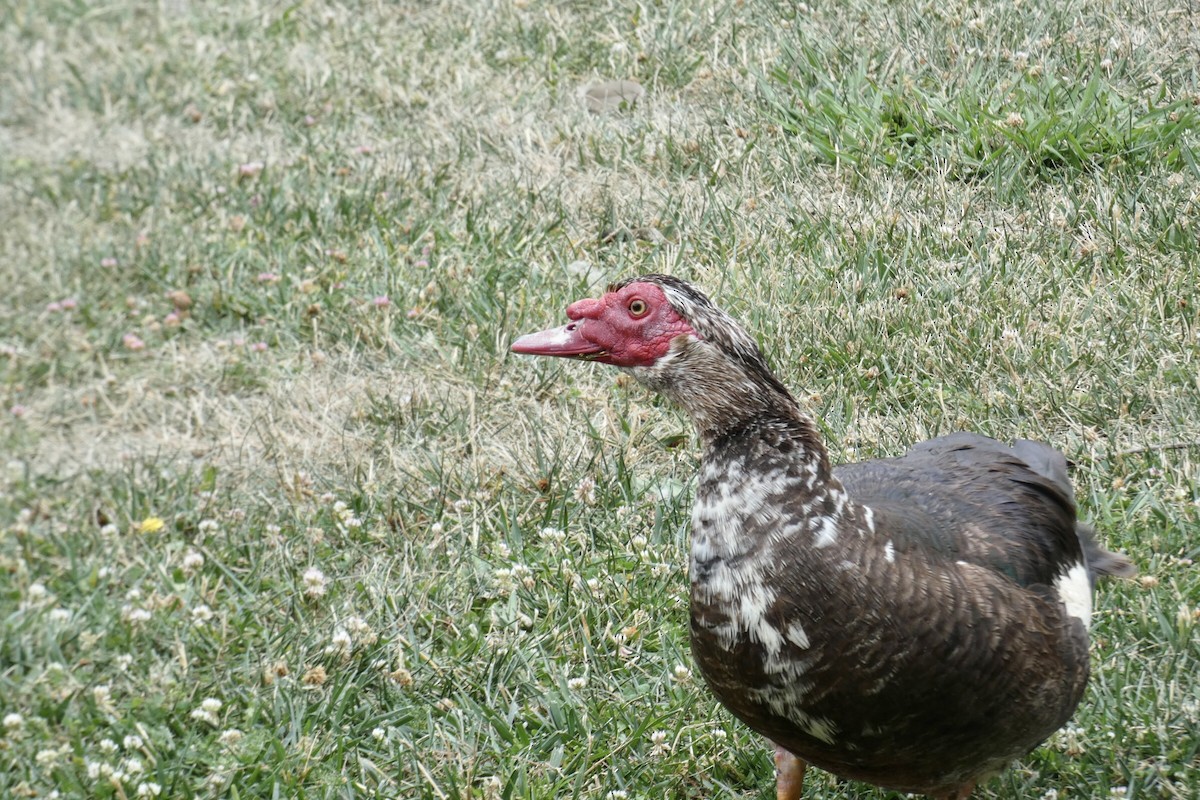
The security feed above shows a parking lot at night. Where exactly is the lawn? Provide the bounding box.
[1,0,1198,798]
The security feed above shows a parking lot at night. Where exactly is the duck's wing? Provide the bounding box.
[834,432,1132,588]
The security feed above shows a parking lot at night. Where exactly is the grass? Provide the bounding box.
[1,0,1198,797]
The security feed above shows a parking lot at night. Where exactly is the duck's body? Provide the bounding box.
[691,425,1096,796]
[512,275,1133,799]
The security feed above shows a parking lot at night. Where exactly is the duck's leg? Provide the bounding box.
[774,745,807,800]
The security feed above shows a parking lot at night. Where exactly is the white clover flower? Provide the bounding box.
[329,628,352,653]
[219,729,243,747]
[192,604,215,625]
[539,526,566,546]
[190,697,223,726]
[49,607,71,623]
[1000,327,1023,347]
[492,567,514,595]
[567,676,588,691]
[85,760,103,780]
[197,519,219,534]
[574,477,597,505]
[93,685,113,708]
[190,708,219,726]
[98,738,119,754]
[182,550,205,572]
[388,666,413,687]
[672,664,692,682]
[27,582,49,601]
[302,567,327,598]
[136,781,162,797]
[371,727,385,741]
[122,756,144,775]
[123,606,152,624]
[123,734,144,750]
[3,712,23,730]
[511,563,534,589]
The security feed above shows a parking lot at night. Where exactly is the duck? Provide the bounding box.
[511,274,1135,800]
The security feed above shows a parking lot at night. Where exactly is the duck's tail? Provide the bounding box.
[1077,522,1137,585]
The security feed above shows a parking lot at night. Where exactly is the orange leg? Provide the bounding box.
[774,745,807,800]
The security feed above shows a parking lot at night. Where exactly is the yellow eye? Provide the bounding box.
[628,299,648,317]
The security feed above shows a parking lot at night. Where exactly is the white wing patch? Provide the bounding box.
[1054,562,1092,628]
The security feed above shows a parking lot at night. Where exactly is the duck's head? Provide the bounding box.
[511,275,703,367]
[511,275,796,435]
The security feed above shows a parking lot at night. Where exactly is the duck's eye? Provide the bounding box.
[628,299,648,317]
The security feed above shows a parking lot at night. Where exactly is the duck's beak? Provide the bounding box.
[511,321,607,360]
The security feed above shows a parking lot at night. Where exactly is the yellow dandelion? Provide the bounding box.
[138,517,165,534]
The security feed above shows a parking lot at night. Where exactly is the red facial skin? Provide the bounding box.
[511,282,697,367]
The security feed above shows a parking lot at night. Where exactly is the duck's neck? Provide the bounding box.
[689,400,847,560]
[643,341,821,453]
[632,337,845,545]
[704,407,832,490]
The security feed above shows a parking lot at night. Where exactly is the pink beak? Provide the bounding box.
[511,320,607,360]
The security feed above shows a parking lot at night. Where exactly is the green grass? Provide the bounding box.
[1,0,1198,798]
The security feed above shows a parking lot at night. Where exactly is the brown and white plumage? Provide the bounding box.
[512,274,1134,799]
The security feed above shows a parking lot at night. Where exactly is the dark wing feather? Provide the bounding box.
[833,432,1094,588]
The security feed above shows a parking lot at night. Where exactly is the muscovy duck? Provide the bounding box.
[512,275,1136,799]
